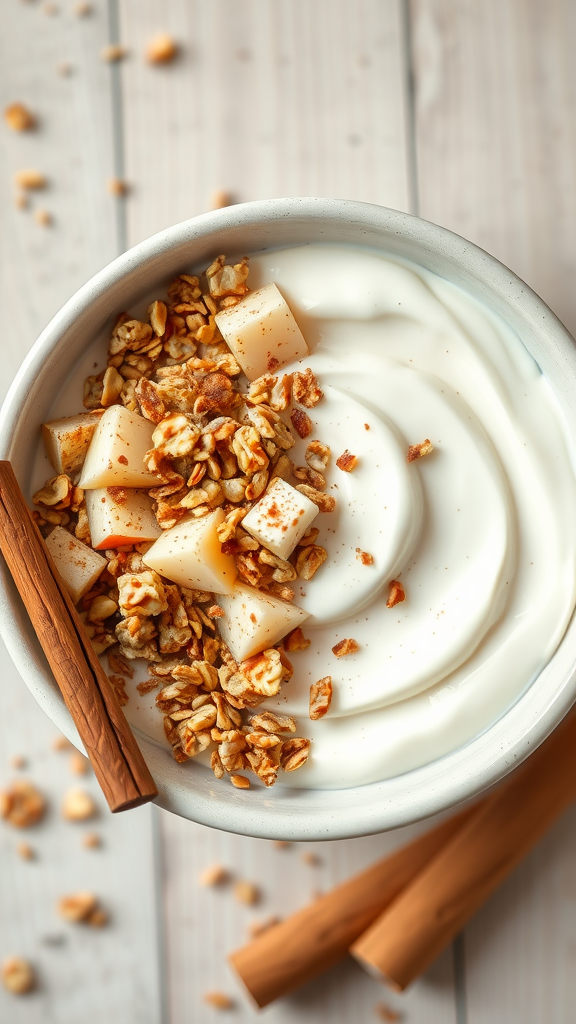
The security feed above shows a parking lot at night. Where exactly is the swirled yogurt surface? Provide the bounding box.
[34,243,576,790]
[240,244,576,788]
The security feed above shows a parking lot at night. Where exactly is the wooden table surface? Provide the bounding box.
[2,2,576,1021]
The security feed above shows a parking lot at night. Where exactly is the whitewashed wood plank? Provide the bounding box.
[160,811,457,1023]
[0,0,118,398]
[411,2,576,1019]
[118,0,412,244]
[0,3,163,1021]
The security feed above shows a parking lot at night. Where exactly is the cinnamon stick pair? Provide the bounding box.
[231,709,576,1007]
[0,462,157,812]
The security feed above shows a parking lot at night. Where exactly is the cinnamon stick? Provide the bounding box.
[229,803,482,1008]
[351,709,576,990]
[0,461,157,812]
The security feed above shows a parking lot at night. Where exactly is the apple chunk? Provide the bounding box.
[242,477,319,560]
[43,413,102,475]
[79,405,159,489]
[85,488,162,550]
[45,526,107,604]
[143,508,237,595]
[218,583,309,662]
[214,282,308,381]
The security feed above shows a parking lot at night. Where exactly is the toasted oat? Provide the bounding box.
[62,787,96,822]
[309,676,332,720]
[16,842,35,860]
[88,907,108,927]
[0,781,45,828]
[295,483,336,512]
[301,851,320,866]
[406,438,433,462]
[1,956,35,995]
[137,678,160,696]
[332,638,359,657]
[74,2,92,14]
[250,711,296,734]
[284,627,311,652]
[15,169,46,190]
[290,408,313,439]
[234,880,259,905]
[230,774,250,789]
[4,102,35,131]
[248,915,280,938]
[69,752,89,776]
[386,580,405,608]
[305,440,331,473]
[82,832,101,849]
[210,189,232,210]
[146,33,178,64]
[336,450,358,472]
[280,737,310,773]
[295,544,327,581]
[199,864,228,887]
[34,209,52,227]
[52,734,72,751]
[57,891,97,923]
[203,991,235,1010]
[356,548,374,565]
[293,368,323,408]
[375,1003,402,1022]
[101,44,126,62]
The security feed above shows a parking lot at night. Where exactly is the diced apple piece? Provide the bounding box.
[85,488,162,550]
[242,477,318,560]
[214,282,308,381]
[78,405,159,489]
[42,413,101,475]
[45,526,107,604]
[218,583,309,662]
[143,508,237,595]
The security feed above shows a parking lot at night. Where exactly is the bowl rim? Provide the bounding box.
[1,196,576,841]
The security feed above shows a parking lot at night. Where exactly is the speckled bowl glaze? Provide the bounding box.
[2,198,576,840]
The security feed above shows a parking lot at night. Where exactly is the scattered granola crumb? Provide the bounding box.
[82,832,101,849]
[52,735,72,751]
[364,423,370,430]
[332,638,359,657]
[146,33,178,64]
[309,676,332,719]
[107,177,129,197]
[210,189,232,210]
[375,1003,402,1021]
[273,839,290,849]
[34,208,52,227]
[42,1,58,13]
[1,956,35,995]
[56,62,73,76]
[356,548,374,565]
[137,678,159,695]
[10,755,27,770]
[87,907,108,927]
[0,781,45,828]
[14,192,28,210]
[293,368,323,408]
[101,44,126,63]
[406,438,434,462]
[62,787,96,822]
[16,842,35,860]
[248,915,280,938]
[199,864,228,887]
[290,408,313,439]
[57,891,97,923]
[73,1,91,13]
[230,774,250,789]
[386,580,405,608]
[301,851,320,866]
[203,991,235,1010]
[284,626,311,652]
[233,880,259,905]
[69,751,89,776]
[207,604,225,618]
[336,450,358,472]
[4,103,35,132]
[14,169,46,190]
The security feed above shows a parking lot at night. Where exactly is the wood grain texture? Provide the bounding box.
[411,1,576,1020]
[0,3,162,1021]
[118,0,413,244]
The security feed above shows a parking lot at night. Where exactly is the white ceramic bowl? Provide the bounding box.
[2,198,576,841]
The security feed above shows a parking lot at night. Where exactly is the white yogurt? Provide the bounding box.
[244,244,576,788]
[33,243,576,790]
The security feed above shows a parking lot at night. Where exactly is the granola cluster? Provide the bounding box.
[32,257,336,788]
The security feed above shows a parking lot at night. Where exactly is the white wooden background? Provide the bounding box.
[1,1,576,1021]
